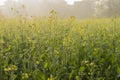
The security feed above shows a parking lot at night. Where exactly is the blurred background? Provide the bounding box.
[0,0,120,19]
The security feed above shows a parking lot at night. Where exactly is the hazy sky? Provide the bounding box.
[65,0,81,5]
[0,0,5,5]
[0,0,95,18]
[0,0,81,5]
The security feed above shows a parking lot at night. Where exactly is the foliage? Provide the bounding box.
[0,15,120,80]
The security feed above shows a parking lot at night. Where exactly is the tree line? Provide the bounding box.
[0,0,120,18]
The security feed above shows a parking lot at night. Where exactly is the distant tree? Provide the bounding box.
[96,0,120,17]
[72,0,95,18]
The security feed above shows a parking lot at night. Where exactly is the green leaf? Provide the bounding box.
[117,67,120,74]
[80,66,85,72]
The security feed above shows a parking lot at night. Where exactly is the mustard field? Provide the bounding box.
[0,16,120,80]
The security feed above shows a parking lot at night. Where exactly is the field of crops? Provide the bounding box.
[0,14,120,80]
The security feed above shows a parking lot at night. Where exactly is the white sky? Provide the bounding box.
[0,0,81,5]
[65,0,81,5]
[0,0,5,5]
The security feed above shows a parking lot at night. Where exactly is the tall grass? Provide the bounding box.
[0,14,120,80]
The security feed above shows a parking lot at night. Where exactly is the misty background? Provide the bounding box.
[0,0,120,19]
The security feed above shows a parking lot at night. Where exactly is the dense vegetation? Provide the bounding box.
[0,15,120,80]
